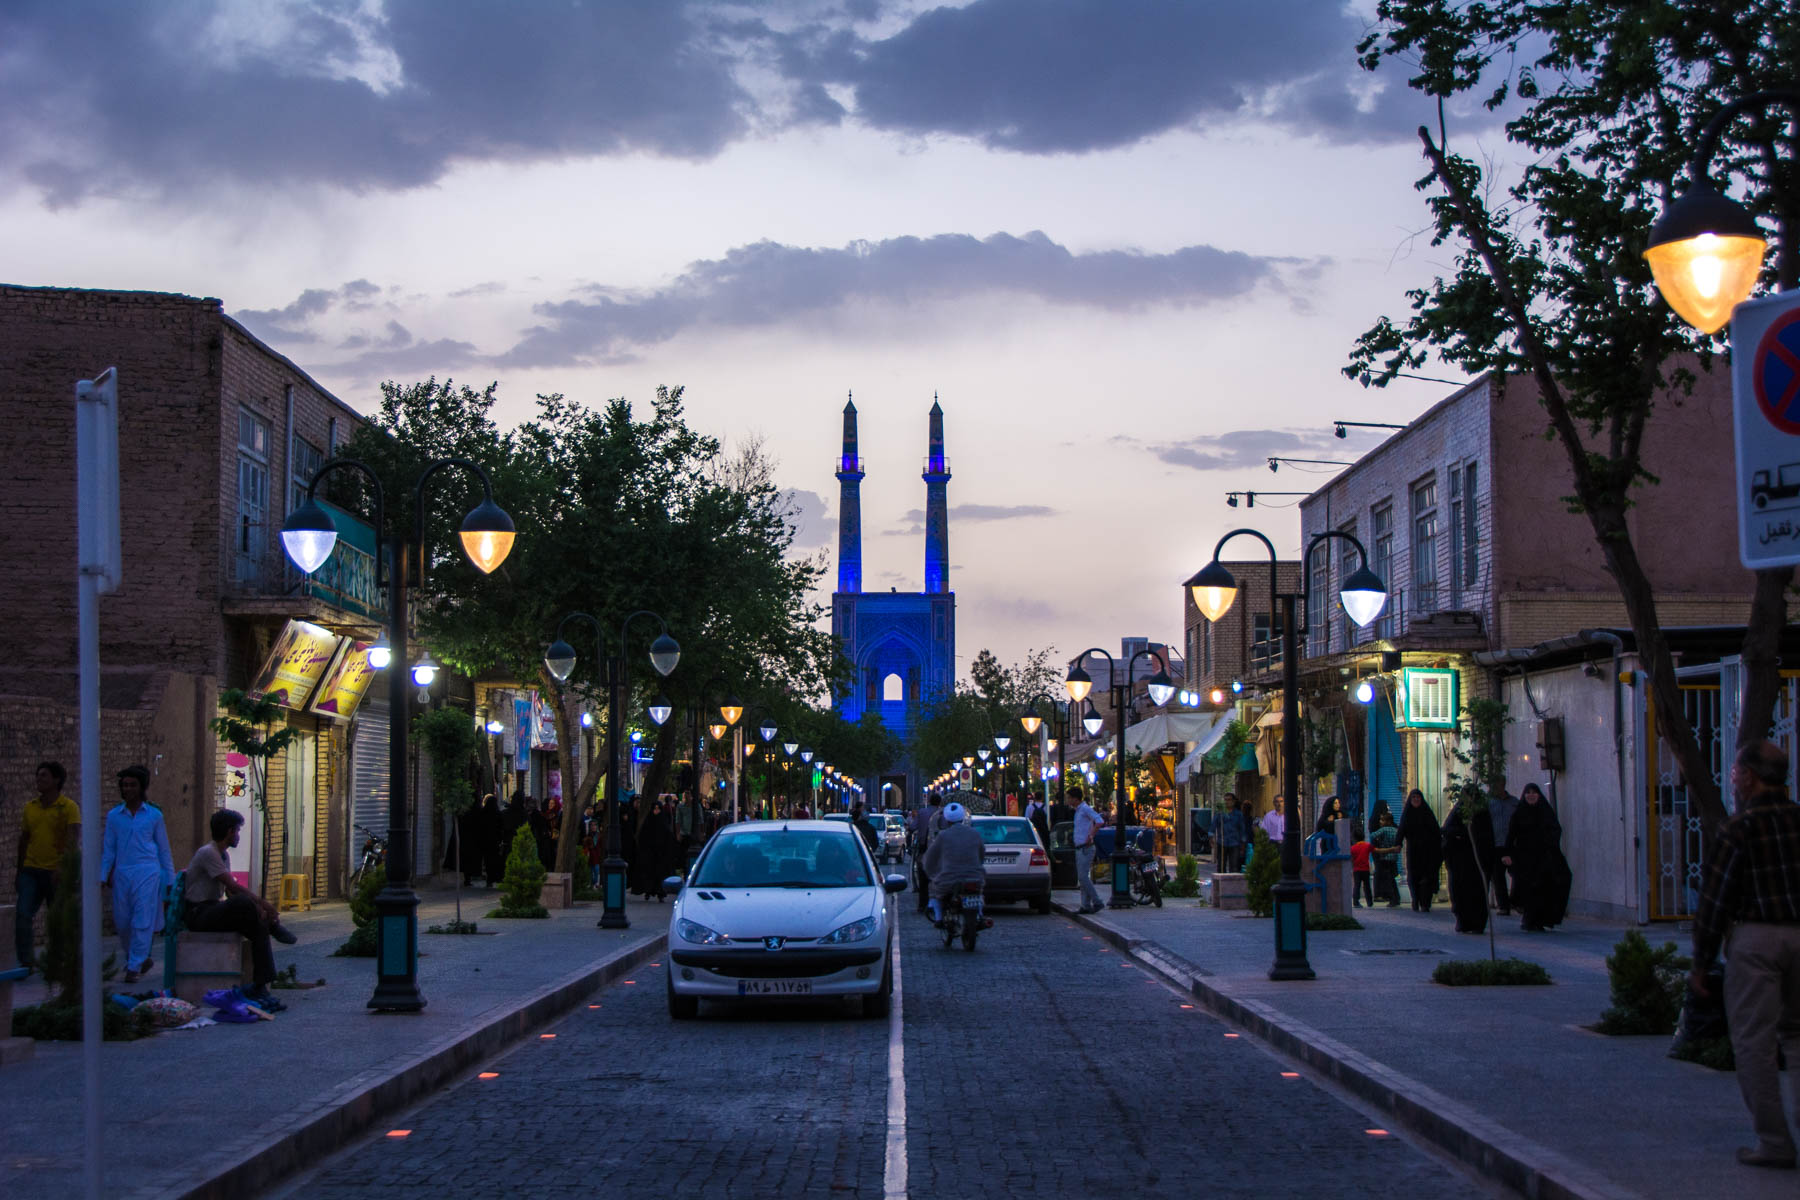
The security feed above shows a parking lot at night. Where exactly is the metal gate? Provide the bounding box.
[1647,668,1800,920]
[348,698,389,892]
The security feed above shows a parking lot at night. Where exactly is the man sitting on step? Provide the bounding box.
[183,809,298,1013]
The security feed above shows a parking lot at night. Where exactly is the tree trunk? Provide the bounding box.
[1737,566,1795,755]
[542,670,608,875]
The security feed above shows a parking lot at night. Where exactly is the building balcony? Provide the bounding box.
[920,457,951,477]
[223,500,383,634]
[834,455,864,477]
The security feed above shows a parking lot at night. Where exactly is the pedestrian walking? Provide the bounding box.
[14,761,79,974]
[1025,794,1050,849]
[1370,809,1401,906]
[1217,796,1246,873]
[1259,797,1286,845]
[1691,740,1800,1170]
[1070,785,1106,914]
[477,794,505,886]
[1501,782,1571,931]
[1397,789,1442,912]
[1440,795,1494,934]
[1488,787,1519,915]
[1315,795,1348,835]
[100,765,175,981]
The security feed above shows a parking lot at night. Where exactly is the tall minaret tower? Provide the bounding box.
[836,393,864,595]
[922,395,951,593]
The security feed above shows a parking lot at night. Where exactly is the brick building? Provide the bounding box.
[0,285,386,915]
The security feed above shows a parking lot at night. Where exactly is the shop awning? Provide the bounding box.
[1172,716,1235,783]
[1124,711,1226,753]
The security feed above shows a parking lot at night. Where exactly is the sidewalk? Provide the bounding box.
[1,883,667,1199]
[1053,887,1786,1200]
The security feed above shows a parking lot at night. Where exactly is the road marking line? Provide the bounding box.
[883,907,907,1200]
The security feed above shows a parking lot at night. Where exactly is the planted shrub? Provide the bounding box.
[13,999,151,1041]
[1595,929,1688,1035]
[490,827,549,919]
[1306,912,1363,931]
[1164,854,1202,898]
[332,865,385,957]
[1432,958,1553,987]
[1245,830,1280,917]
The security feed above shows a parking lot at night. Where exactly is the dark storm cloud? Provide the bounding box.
[1,1,1457,206]
[1139,428,1350,472]
[0,0,753,203]
[500,231,1297,367]
[237,279,383,343]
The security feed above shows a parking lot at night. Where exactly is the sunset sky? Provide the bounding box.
[3,0,1485,678]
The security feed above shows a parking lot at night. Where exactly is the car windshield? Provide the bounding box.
[693,829,872,888]
[973,819,1038,845]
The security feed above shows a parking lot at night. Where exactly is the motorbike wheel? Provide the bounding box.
[962,924,978,951]
[1148,874,1163,907]
[941,917,957,950]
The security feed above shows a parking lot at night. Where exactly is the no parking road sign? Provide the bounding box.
[1733,289,1800,569]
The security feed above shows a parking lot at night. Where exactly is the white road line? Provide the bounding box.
[882,907,908,1200]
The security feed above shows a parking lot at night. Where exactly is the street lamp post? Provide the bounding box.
[1184,529,1386,980]
[1065,647,1171,909]
[283,456,516,1011]
[544,610,680,930]
[1644,90,1800,333]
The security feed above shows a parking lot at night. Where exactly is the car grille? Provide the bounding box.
[670,948,883,978]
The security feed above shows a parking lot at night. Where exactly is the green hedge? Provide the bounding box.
[1432,958,1553,986]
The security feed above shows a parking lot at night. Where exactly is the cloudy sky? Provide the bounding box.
[4,0,1478,679]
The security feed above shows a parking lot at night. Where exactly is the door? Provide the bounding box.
[284,729,316,878]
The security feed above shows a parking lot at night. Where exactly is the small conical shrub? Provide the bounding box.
[1596,929,1687,1035]
[492,826,548,919]
[332,865,385,956]
[1245,829,1282,917]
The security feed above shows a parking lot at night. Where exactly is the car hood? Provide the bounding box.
[673,888,879,939]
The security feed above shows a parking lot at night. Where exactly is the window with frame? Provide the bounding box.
[1449,468,1464,608]
[1307,540,1330,656]
[235,409,271,584]
[1411,475,1439,612]
[1252,614,1283,670]
[1461,462,1479,589]
[291,436,325,514]
[1337,521,1359,648]
[1371,502,1394,639]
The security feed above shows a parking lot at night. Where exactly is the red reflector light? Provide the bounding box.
[386,1130,411,1138]
[1029,849,1048,866]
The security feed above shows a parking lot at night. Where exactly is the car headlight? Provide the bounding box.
[818,917,877,945]
[677,918,731,945]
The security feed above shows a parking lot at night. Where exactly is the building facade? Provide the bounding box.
[831,398,956,805]
[0,285,388,909]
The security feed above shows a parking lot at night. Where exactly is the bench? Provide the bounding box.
[162,874,251,1005]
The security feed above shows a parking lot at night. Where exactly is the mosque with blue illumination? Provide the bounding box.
[830,396,956,808]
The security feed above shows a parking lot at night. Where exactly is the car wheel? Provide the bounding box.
[1031,895,1052,915]
[667,972,698,1020]
[863,956,892,1018]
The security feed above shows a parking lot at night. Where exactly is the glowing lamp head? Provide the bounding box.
[544,638,577,683]
[1095,747,1107,760]
[1339,563,1390,627]
[719,697,744,727]
[783,741,798,755]
[410,654,437,688]
[1354,679,1375,704]
[1184,560,1239,623]
[581,711,594,728]
[1064,664,1093,703]
[800,748,814,763]
[1643,182,1766,334]
[458,498,516,574]
[1146,669,1175,707]
[280,498,339,574]
[365,640,392,671]
[648,696,673,726]
[1209,688,1226,705]
[759,720,778,743]
[648,633,680,678]
[977,748,990,761]
[993,735,1011,751]
[708,722,727,740]
[1019,705,1043,735]
[485,719,504,735]
[1081,702,1104,738]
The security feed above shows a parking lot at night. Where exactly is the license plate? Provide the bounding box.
[983,854,1014,864]
[737,980,813,996]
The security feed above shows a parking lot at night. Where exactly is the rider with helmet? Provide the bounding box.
[920,801,986,925]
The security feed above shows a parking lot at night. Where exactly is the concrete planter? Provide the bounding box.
[539,873,573,910]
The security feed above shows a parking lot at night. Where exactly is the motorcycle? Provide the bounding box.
[350,823,387,887]
[1127,844,1166,908]
[939,880,990,951]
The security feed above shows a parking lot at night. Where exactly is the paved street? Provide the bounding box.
[279,902,1485,1199]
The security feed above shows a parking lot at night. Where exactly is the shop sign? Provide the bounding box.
[532,693,558,749]
[1396,667,1458,730]
[309,638,379,720]
[249,619,341,709]
[515,696,533,752]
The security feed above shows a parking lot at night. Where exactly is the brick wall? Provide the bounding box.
[1183,560,1303,695]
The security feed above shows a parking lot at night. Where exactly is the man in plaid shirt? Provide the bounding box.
[1691,740,1800,1170]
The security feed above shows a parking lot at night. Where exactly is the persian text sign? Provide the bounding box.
[249,620,340,709]
[310,639,379,720]
[1733,289,1800,569]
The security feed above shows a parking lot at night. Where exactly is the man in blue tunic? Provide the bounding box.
[101,765,174,981]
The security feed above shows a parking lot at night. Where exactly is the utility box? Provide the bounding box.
[1536,718,1566,772]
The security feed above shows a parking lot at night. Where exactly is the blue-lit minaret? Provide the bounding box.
[836,393,864,594]
[923,396,951,593]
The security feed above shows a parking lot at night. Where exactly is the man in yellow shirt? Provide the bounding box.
[15,761,80,973]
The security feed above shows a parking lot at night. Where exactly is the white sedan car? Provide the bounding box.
[664,820,907,1019]
[969,816,1053,913]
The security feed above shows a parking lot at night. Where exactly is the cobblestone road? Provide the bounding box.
[282,903,1490,1199]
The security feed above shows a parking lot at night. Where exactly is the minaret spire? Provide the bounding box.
[836,392,864,594]
[922,395,951,593]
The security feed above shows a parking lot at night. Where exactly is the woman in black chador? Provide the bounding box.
[1315,795,1349,836]
[1440,796,1496,934]
[1396,789,1443,912]
[1502,783,1572,930]
[477,794,505,887]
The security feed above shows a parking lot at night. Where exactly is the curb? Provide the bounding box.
[133,933,666,1200]
[1053,902,1638,1200]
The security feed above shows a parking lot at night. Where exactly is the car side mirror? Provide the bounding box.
[882,874,908,894]
[662,875,685,893]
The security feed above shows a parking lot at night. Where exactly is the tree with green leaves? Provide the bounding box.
[209,687,300,897]
[336,379,841,875]
[413,704,479,922]
[912,647,1060,790]
[1350,2,1796,841]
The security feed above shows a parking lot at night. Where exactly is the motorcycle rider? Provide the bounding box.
[920,801,986,926]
